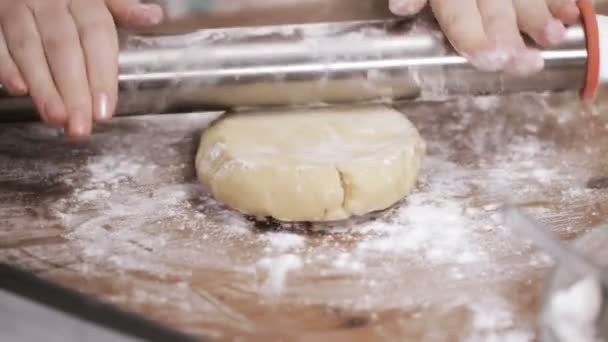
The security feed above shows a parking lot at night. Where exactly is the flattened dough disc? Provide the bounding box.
[196,105,426,222]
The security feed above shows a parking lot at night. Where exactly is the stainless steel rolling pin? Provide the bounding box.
[0,0,604,121]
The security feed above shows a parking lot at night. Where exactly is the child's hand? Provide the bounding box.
[0,0,163,141]
[389,0,580,76]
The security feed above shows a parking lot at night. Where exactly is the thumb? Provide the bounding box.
[389,0,428,16]
[106,0,164,28]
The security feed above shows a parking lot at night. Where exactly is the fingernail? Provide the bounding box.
[544,18,566,46]
[95,93,111,121]
[68,112,91,140]
[507,49,544,77]
[66,126,87,143]
[134,4,163,25]
[467,49,511,72]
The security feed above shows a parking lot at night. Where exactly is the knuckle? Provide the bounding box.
[1,4,28,27]
[91,73,116,88]
[66,104,91,116]
[482,11,503,26]
[429,0,449,12]
[438,7,464,29]
[11,29,39,52]
[42,32,71,55]
[29,0,69,12]
[441,12,462,31]
[88,8,115,27]
[5,2,28,15]
[32,84,57,100]
[64,96,92,113]
[79,16,115,39]
[63,99,91,114]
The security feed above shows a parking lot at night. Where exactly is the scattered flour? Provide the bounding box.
[356,157,487,265]
[257,254,303,295]
[331,253,365,272]
[472,95,502,112]
[85,154,155,187]
[466,298,534,342]
[77,189,111,202]
[64,152,195,273]
[262,232,306,253]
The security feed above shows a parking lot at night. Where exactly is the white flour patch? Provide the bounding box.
[482,136,560,193]
[65,184,192,274]
[77,189,111,202]
[465,298,534,342]
[257,254,303,295]
[355,157,487,265]
[85,154,156,188]
[472,95,501,112]
[331,252,365,272]
[262,232,306,253]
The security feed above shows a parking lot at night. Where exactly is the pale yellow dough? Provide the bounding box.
[195,105,426,222]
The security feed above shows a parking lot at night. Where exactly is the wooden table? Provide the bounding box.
[2,91,608,341]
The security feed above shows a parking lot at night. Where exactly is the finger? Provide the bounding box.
[106,0,163,28]
[513,0,566,47]
[2,5,67,125]
[389,0,428,16]
[71,0,118,122]
[547,0,580,25]
[430,0,509,71]
[477,0,544,76]
[0,30,27,96]
[34,3,92,139]
[478,0,522,48]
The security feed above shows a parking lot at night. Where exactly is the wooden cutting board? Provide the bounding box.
[2,90,608,341]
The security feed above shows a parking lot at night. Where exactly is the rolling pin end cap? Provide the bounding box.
[578,0,599,100]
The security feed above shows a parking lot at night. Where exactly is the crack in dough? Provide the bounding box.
[196,105,426,222]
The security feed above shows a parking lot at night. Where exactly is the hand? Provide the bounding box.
[0,0,163,141]
[389,0,580,76]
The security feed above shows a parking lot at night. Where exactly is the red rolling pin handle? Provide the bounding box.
[579,0,600,100]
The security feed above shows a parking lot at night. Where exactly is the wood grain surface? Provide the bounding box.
[2,90,608,341]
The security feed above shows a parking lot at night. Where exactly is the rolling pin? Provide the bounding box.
[0,0,605,121]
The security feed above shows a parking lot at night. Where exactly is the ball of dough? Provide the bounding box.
[195,105,425,222]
